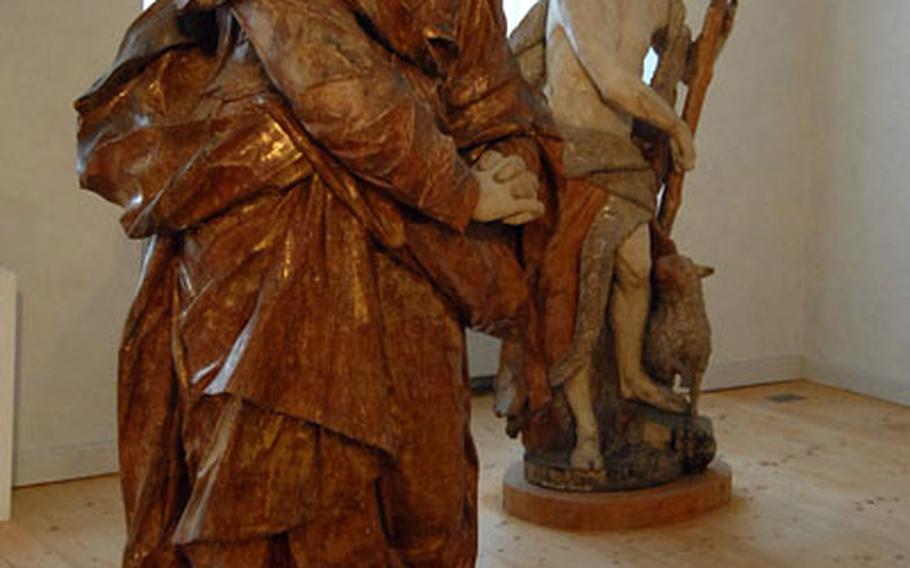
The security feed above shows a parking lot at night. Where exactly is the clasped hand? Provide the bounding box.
[471,151,544,225]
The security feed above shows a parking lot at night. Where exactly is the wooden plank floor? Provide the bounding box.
[1,380,908,567]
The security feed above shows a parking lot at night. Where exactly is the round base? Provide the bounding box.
[502,460,732,531]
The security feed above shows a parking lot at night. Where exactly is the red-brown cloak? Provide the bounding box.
[76,0,560,564]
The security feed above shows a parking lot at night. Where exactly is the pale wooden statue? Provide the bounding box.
[507,0,736,490]
[546,0,696,469]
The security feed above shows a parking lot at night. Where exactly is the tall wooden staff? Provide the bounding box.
[655,0,738,239]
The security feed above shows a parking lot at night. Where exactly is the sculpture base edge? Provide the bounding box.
[503,459,732,531]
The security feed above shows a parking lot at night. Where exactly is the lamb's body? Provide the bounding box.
[645,254,713,414]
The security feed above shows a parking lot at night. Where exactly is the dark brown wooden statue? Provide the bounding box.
[75,0,560,565]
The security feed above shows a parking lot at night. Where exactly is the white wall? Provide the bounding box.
[0,1,140,485]
[673,0,814,388]
[504,0,539,32]
[803,2,910,405]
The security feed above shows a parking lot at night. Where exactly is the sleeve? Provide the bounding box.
[231,0,480,231]
[443,0,543,150]
[443,0,564,258]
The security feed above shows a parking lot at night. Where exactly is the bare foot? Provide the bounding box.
[570,438,605,470]
[620,372,689,413]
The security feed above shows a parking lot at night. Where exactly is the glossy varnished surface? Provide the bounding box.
[75,0,560,562]
[2,381,909,567]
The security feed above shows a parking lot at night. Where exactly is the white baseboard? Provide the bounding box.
[805,359,910,407]
[1,268,16,520]
[702,355,805,391]
[14,441,118,488]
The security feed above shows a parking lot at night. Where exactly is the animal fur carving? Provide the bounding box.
[645,252,714,415]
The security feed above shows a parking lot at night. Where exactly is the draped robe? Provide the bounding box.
[76,0,560,564]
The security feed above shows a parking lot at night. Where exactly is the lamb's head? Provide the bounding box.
[653,254,714,299]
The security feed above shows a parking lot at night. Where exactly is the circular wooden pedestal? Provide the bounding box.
[503,460,732,531]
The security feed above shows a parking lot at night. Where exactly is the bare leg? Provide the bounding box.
[565,364,604,470]
[612,226,687,412]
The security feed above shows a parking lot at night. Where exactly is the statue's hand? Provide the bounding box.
[472,151,544,225]
[670,120,697,173]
